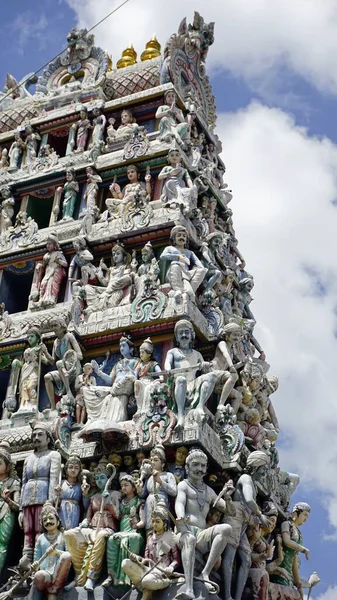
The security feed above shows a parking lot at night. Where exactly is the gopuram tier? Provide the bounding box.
[0,14,319,600]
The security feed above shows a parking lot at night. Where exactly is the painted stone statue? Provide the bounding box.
[56,168,79,220]
[134,337,161,415]
[122,501,180,600]
[68,237,97,286]
[160,225,207,303]
[0,442,20,576]
[55,454,84,530]
[106,109,138,145]
[164,319,217,429]
[175,448,235,600]
[74,363,96,425]
[31,502,72,600]
[211,323,246,416]
[109,163,152,211]
[19,423,61,560]
[69,106,92,153]
[24,124,40,169]
[168,445,188,483]
[29,232,67,310]
[90,106,106,146]
[83,166,102,213]
[136,445,177,531]
[103,473,145,588]
[155,89,189,147]
[158,148,195,213]
[8,132,25,169]
[64,460,120,591]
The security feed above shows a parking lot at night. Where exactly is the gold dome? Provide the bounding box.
[140,35,161,62]
[116,44,137,69]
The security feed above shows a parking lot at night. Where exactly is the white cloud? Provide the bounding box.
[66,0,337,94]
[11,12,48,53]
[215,102,337,533]
[315,586,337,600]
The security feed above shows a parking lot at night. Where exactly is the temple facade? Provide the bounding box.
[0,13,318,600]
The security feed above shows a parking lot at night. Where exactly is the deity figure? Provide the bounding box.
[155,89,189,147]
[0,148,9,169]
[270,502,311,599]
[160,226,207,303]
[74,363,96,425]
[122,501,180,600]
[109,164,152,212]
[134,337,161,415]
[221,450,271,600]
[44,316,83,409]
[64,461,120,591]
[84,242,133,314]
[30,502,72,600]
[83,166,102,213]
[0,187,15,233]
[103,473,145,588]
[29,233,67,309]
[8,132,25,169]
[164,319,217,429]
[175,448,235,600]
[0,442,20,575]
[123,454,136,474]
[24,124,40,168]
[56,169,79,220]
[133,241,160,299]
[168,446,188,483]
[83,335,137,430]
[90,106,106,146]
[254,375,280,440]
[106,109,138,145]
[246,501,278,600]
[11,327,53,413]
[55,455,84,530]
[19,423,61,560]
[158,149,195,211]
[200,231,230,289]
[68,237,97,287]
[136,445,177,531]
[69,107,92,153]
[211,323,246,416]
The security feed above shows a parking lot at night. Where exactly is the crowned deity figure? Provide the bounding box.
[106,108,138,146]
[55,455,85,530]
[109,163,152,216]
[90,106,106,146]
[29,233,68,310]
[19,423,61,560]
[155,89,190,147]
[55,168,80,220]
[24,124,40,169]
[83,166,102,214]
[8,131,25,169]
[69,107,92,153]
[158,148,196,212]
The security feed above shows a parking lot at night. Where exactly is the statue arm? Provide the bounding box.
[281,521,306,554]
[164,350,175,371]
[217,340,234,370]
[158,166,171,181]
[161,473,177,497]
[33,537,43,562]
[69,333,83,361]
[268,401,279,431]
[190,250,205,270]
[292,554,303,594]
[239,474,260,515]
[155,105,170,119]
[40,344,53,364]
[56,252,68,269]
[48,451,62,504]
[160,247,180,262]
[175,482,187,519]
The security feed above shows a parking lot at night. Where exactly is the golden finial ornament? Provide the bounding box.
[116,44,137,69]
[140,35,161,62]
[105,50,113,72]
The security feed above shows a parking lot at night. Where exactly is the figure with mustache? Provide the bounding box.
[175,448,235,600]
[30,502,71,600]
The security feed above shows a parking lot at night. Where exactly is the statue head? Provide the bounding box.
[167,147,182,166]
[111,241,131,266]
[0,442,13,477]
[175,446,188,465]
[119,332,135,358]
[185,448,208,483]
[139,337,154,362]
[164,89,176,106]
[121,108,135,125]
[141,241,154,263]
[31,422,54,451]
[169,225,189,248]
[150,444,166,471]
[66,168,76,182]
[292,502,311,525]
[174,319,195,349]
[26,327,41,347]
[151,500,170,533]
[46,231,60,252]
[79,107,88,119]
[65,454,82,483]
[239,277,254,293]
[108,453,122,469]
[126,163,140,182]
[40,501,61,533]
[73,236,87,251]
[52,316,68,338]
[245,450,269,482]
[94,458,115,491]
[219,322,243,344]
[119,473,136,497]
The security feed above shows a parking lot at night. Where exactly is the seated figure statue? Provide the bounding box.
[164,319,217,430]
[155,89,190,148]
[158,148,196,213]
[106,108,138,146]
[160,225,207,304]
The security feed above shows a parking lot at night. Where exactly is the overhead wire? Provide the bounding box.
[0,0,133,105]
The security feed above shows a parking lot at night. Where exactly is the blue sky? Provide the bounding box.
[1,2,337,598]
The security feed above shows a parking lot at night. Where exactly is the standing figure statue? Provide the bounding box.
[175,448,235,600]
[90,106,106,146]
[68,237,97,287]
[136,445,177,531]
[29,233,67,309]
[44,316,83,409]
[84,242,133,314]
[158,148,195,212]
[8,132,25,169]
[55,168,79,220]
[270,502,311,600]
[155,89,189,147]
[246,501,278,600]
[69,106,92,153]
[211,323,246,416]
[24,124,40,169]
[74,363,96,425]
[169,446,188,484]
[55,455,84,530]
[0,148,9,169]
[106,108,138,145]
[83,166,102,213]
[19,423,61,560]
[103,473,145,588]
[11,327,53,413]
[122,501,180,600]
[0,442,21,576]
[221,450,271,600]
[0,186,15,233]
[164,319,217,429]
[160,225,207,303]
[64,460,120,591]
[83,334,137,429]
[30,502,72,600]
[134,337,161,415]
